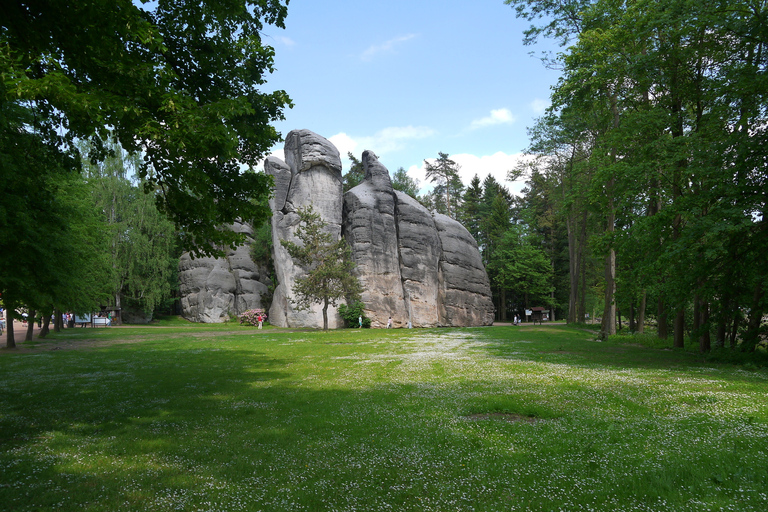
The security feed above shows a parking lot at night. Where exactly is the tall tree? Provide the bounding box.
[460,175,484,244]
[83,140,180,320]
[424,152,462,218]
[2,0,291,256]
[343,152,366,192]
[493,225,555,313]
[0,102,112,347]
[391,167,421,198]
[509,0,768,349]
[281,206,362,330]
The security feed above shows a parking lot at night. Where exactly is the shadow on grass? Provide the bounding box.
[1,327,767,511]
[0,342,528,510]
[474,324,768,381]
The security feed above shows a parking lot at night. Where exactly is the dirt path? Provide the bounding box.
[1,319,43,348]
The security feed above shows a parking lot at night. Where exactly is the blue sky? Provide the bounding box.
[259,0,561,196]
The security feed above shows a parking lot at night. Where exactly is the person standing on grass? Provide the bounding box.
[257,314,263,329]
[359,316,362,329]
[387,316,392,329]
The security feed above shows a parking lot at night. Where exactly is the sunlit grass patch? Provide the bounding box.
[1,324,767,511]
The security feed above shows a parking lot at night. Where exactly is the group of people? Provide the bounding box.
[358,316,397,329]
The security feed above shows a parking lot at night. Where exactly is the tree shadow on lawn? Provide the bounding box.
[474,325,768,383]
[0,345,546,511]
[2,331,766,510]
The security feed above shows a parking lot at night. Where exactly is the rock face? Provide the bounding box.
[343,150,494,328]
[343,151,409,326]
[265,129,344,328]
[180,129,494,328]
[179,221,271,323]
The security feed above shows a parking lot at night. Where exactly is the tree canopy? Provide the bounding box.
[1,0,292,256]
[508,0,768,350]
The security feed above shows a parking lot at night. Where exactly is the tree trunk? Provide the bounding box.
[115,292,123,326]
[567,208,578,323]
[550,289,556,322]
[54,308,62,332]
[716,317,726,348]
[5,308,16,349]
[579,244,587,323]
[658,298,668,339]
[699,301,710,353]
[500,289,507,322]
[729,314,740,349]
[629,298,636,332]
[693,294,701,336]
[322,299,329,331]
[601,249,616,337]
[39,314,51,339]
[25,309,36,341]
[638,291,646,334]
[743,282,765,352]
[673,308,685,348]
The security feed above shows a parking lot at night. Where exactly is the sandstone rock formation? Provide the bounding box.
[265,129,344,328]
[267,129,494,328]
[178,221,271,323]
[180,129,495,328]
[344,150,494,328]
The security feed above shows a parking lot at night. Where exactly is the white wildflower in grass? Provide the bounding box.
[0,324,767,511]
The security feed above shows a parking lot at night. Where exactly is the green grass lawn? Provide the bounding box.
[1,323,766,511]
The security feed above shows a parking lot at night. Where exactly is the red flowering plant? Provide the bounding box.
[239,309,268,327]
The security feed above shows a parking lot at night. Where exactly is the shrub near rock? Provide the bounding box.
[338,302,371,328]
[239,309,267,327]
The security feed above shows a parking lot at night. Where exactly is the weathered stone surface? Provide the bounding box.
[394,191,441,327]
[433,213,495,326]
[178,129,494,328]
[179,221,270,323]
[266,129,344,328]
[264,129,494,329]
[265,156,291,212]
[343,151,408,328]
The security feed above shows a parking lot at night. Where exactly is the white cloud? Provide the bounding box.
[276,36,297,47]
[330,126,435,168]
[361,34,418,61]
[409,151,533,197]
[469,108,516,130]
[530,98,549,115]
[328,133,358,160]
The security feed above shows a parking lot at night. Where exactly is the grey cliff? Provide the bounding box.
[178,221,271,323]
[180,129,494,328]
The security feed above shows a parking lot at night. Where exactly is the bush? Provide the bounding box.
[337,301,371,328]
[239,308,268,327]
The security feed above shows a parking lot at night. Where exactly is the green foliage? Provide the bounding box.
[337,301,371,328]
[508,0,768,346]
[82,139,180,317]
[281,206,362,330]
[459,174,483,243]
[390,166,420,198]
[492,225,555,309]
[0,102,113,346]
[424,152,463,218]
[1,0,291,256]
[250,220,273,266]
[343,152,366,192]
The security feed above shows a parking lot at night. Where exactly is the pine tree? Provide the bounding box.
[281,206,362,330]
